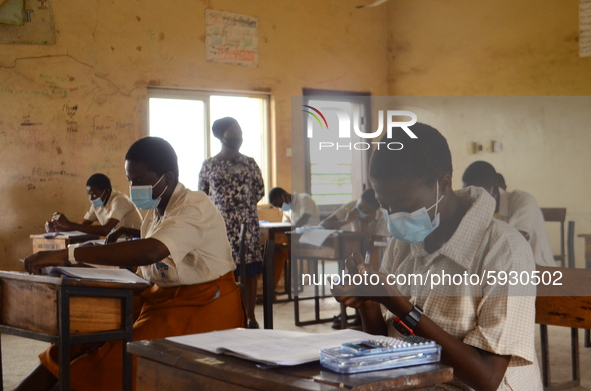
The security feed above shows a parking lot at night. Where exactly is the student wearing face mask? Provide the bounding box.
[319,188,389,237]
[44,173,142,236]
[199,117,265,329]
[19,137,245,391]
[332,124,541,390]
[268,187,320,228]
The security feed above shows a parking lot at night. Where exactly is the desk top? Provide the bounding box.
[0,271,150,291]
[128,339,453,391]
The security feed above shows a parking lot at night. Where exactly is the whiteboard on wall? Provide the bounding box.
[205,9,258,67]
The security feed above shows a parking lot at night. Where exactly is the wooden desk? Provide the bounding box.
[576,234,591,269]
[291,232,366,328]
[128,338,453,391]
[0,271,149,391]
[30,233,100,253]
[259,222,291,243]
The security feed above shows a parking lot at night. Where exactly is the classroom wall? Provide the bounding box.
[0,0,389,270]
[387,0,591,266]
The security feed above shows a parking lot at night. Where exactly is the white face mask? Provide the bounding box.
[383,182,444,243]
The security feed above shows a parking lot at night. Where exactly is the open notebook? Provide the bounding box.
[44,266,149,284]
[167,328,376,366]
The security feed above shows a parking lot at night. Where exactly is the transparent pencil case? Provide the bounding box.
[319,336,441,374]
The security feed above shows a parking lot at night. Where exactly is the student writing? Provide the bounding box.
[45,173,142,236]
[18,137,245,391]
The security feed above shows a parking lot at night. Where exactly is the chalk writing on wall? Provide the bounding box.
[205,9,258,67]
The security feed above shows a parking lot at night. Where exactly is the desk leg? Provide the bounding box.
[293,258,301,326]
[122,292,133,391]
[0,331,3,391]
[58,289,71,391]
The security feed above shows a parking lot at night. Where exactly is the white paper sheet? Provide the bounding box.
[298,229,336,247]
[167,328,375,366]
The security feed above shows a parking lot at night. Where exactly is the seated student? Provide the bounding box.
[18,137,245,391]
[268,187,320,227]
[332,124,541,390]
[45,173,143,236]
[319,188,389,237]
[462,161,555,267]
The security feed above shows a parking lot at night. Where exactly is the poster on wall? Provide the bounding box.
[205,9,258,67]
[580,0,591,57]
[0,0,54,44]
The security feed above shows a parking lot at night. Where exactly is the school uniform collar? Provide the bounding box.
[409,186,496,270]
[151,182,186,221]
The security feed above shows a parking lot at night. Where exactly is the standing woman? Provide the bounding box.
[199,117,265,328]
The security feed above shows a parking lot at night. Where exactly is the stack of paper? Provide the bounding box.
[167,328,376,366]
[45,266,150,284]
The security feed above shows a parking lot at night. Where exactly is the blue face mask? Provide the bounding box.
[281,202,291,212]
[383,183,444,243]
[89,189,106,208]
[130,175,167,210]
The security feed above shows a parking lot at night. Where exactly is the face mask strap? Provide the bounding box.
[426,180,444,216]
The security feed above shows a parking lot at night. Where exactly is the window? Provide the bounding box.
[148,89,270,195]
[303,90,371,211]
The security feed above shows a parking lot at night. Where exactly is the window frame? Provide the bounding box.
[302,88,372,214]
[147,88,271,200]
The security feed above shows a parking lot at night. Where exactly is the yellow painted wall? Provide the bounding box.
[0,0,389,269]
[387,0,591,266]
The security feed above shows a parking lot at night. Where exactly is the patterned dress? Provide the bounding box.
[199,155,265,276]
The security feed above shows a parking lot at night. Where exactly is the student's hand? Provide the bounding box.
[44,221,57,232]
[105,227,139,244]
[23,250,70,275]
[344,208,358,223]
[332,252,402,308]
[51,212,73,231]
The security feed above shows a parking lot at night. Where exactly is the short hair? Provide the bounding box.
[268,187,287,203]
[369,123,452,186]
[86,173,111,190]
[360,188,380,209]
[462,161,497,187]
[125,137,179,179]
[212,117,240,139]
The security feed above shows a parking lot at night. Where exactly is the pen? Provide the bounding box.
[364,250,371,265]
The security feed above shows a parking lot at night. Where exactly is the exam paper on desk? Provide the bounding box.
[298,229,337,247]
[167,328,375,366]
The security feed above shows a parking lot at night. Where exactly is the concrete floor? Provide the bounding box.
[2,296,590,390]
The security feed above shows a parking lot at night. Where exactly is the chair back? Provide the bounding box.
[540,208,567,267]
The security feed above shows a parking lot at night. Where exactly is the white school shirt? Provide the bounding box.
[328,200,390,237]
[380,187,542,390]
[137,182,236,287]
[83,189,143,229]
[281,192,320,227]
[497,188,556,267]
